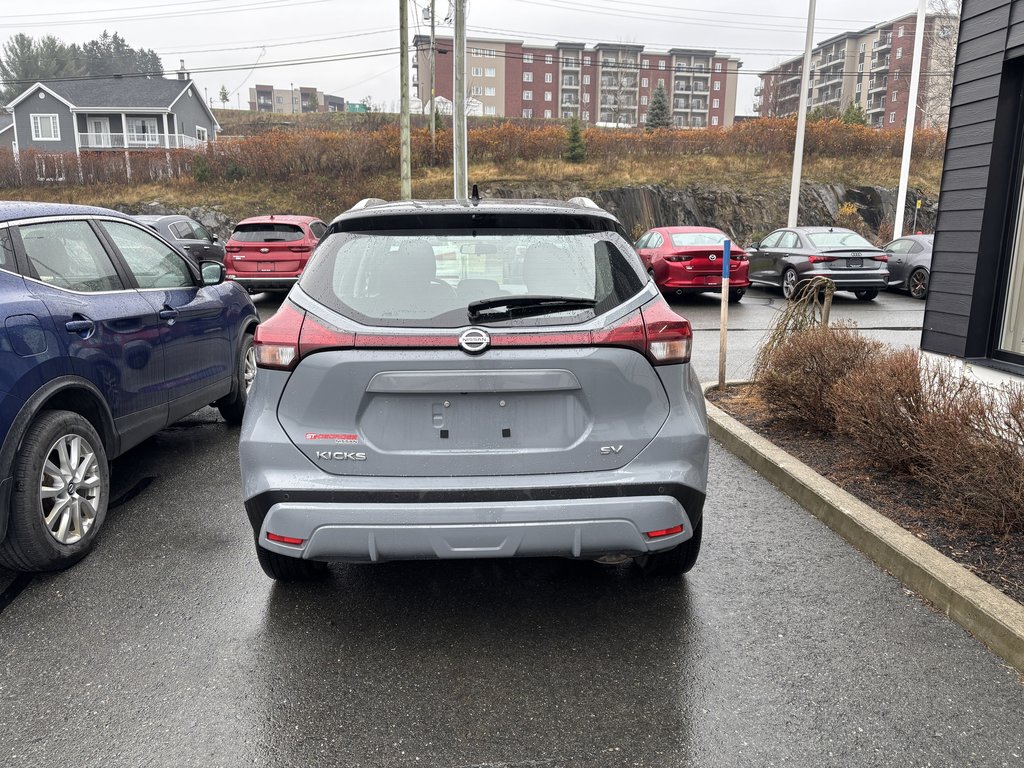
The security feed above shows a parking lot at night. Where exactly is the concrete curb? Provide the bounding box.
[704,381,1024,675]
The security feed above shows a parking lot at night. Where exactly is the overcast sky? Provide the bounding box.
[4,0,923,114]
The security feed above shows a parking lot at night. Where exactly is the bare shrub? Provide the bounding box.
[829,347,923,472]
[911,363,1024,536]
[753,322,883,432]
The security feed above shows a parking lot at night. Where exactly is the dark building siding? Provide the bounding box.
[922,0,1014,359]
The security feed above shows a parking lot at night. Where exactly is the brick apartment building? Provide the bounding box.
[413,36,742,128]
[248,85,345,114]
[755,11,958,129]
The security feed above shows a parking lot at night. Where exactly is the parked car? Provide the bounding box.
[223,214,328,293]
[634,225,751,303]
[883,234,933,299]
[240,197,709,581]
[133,214,225,265]
[0,202,259,572]
[746,226,889,301]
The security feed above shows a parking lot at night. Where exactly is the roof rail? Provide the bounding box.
[568,196,600,210]
[349,198,387,211]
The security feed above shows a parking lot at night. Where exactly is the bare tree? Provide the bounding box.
[919,0,961,129]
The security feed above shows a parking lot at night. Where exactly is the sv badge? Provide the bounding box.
[600,445,624,455]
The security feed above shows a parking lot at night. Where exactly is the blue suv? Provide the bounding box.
[0,202,259,572]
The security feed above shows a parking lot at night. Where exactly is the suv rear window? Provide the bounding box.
[230,223,304,243]
[299,230,645,328]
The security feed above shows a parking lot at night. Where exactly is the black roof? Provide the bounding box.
[32,77,191,110]
[0,201,131,223]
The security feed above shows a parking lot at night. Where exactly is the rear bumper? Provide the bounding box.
[226,275,299,291]
[249,490,701,562]
[802,270,889,289]
[660,272,751,291]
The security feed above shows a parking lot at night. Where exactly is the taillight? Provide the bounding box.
[871,254,888,262]
[225,245,242,253]
[266,532,304,546]
[808,255,838,263]
[254,303,356,370]
[645,524,683,539]
[640,300,692,365]
[732,252,748,261]
[665,255,693,263]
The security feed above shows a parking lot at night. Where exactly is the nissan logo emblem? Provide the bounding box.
[458,328,491,354]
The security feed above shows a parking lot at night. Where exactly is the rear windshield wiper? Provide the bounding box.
[467,295,597,321]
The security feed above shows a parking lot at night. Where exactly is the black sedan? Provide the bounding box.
[133,214,225,265]
[883,234,933,299]
[746,227,890,301]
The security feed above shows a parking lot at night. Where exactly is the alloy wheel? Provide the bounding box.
[38,434,102,545]
[243,345,257,394]
[909,269,929,300]
[782,269,798,300]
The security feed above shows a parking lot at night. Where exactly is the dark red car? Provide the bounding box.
[635,226,751,303]
[224,214,328,293]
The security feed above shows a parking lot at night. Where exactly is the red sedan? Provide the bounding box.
[635,226,751,303]
[224,214,328,294]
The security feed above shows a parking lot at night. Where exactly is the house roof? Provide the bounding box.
[42,76,192,109]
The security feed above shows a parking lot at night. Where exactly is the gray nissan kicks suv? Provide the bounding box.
[239,197,709,580]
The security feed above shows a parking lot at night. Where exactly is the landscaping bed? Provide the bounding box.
[707,385,1024,606]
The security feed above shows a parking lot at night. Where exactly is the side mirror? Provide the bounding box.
[211,233,219,242]
[200,260,225,286]
[745,242,758,251]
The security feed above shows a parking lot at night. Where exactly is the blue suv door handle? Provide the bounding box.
[158,307,179,324]
[65,317,95,337]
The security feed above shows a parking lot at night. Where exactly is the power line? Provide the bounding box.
[6,0,336,28]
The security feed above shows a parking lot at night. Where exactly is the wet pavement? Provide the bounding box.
[2,289,1022,767]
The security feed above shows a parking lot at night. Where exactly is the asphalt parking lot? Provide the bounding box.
[2,287,1022,767]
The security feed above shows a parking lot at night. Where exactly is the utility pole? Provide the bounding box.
[429,0,436,158]
[400,0,412,199]
[893,0,928,239]
[788,0,816,227]
[453,0,468,200]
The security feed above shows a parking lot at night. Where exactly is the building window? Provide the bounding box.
[714,81,721,91]
[583,92,590,103]
[471,85,483,96]
[485,49,496,58]
[522,108,533,118]
[545,54,553,64]
[523,71,533,82]
[523,90,533,100]
[470,47,482,57]
[641,113,647,123]
[484,86,496,96]
[127,117,160,144]
[715,62,723,72]
[896,48,903,59]
[659,61,667,70]
[891,91,898,102]
[658,78,665,88]
[484,105,496,115]
[582,110,589,120]
[898,25,905,37]
[712,116,719,126]
[30,114,60,141]
[584,56,591,66]
[641,77,649,87]
[485,67,496,77]
[545,73,553,83]
[583,74,591,85]
[523,53,533,64]
[471,67,483,77]
[889,111,896,123]
[641,95,648,106]
[196,126,208,142]
[544,109,552,118]
[642,59,650,68]
[544,91,552,101]
[712,98,719,108]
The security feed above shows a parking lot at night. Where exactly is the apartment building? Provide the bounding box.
[248,85,345,114]
[413,35,741,128]
[755,11,958,129]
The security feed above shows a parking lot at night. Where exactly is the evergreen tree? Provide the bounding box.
[646,84,671,131]
[219,85,230,108]
[565,116,586,163]
[841,102,868,126]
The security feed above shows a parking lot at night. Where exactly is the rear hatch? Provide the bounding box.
[804,231,887,272]
[665,245,747,284]
[255,215,694,477]
[226,222,310,274]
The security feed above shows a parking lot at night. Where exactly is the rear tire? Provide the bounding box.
[854,288,879,301]
[781,268,799,300]
[634,519,702,578]
[0,411,109,572]
[908,268,929,299]
[728,288,745,303]
[255,543,329,581]
[217,332,254,425]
